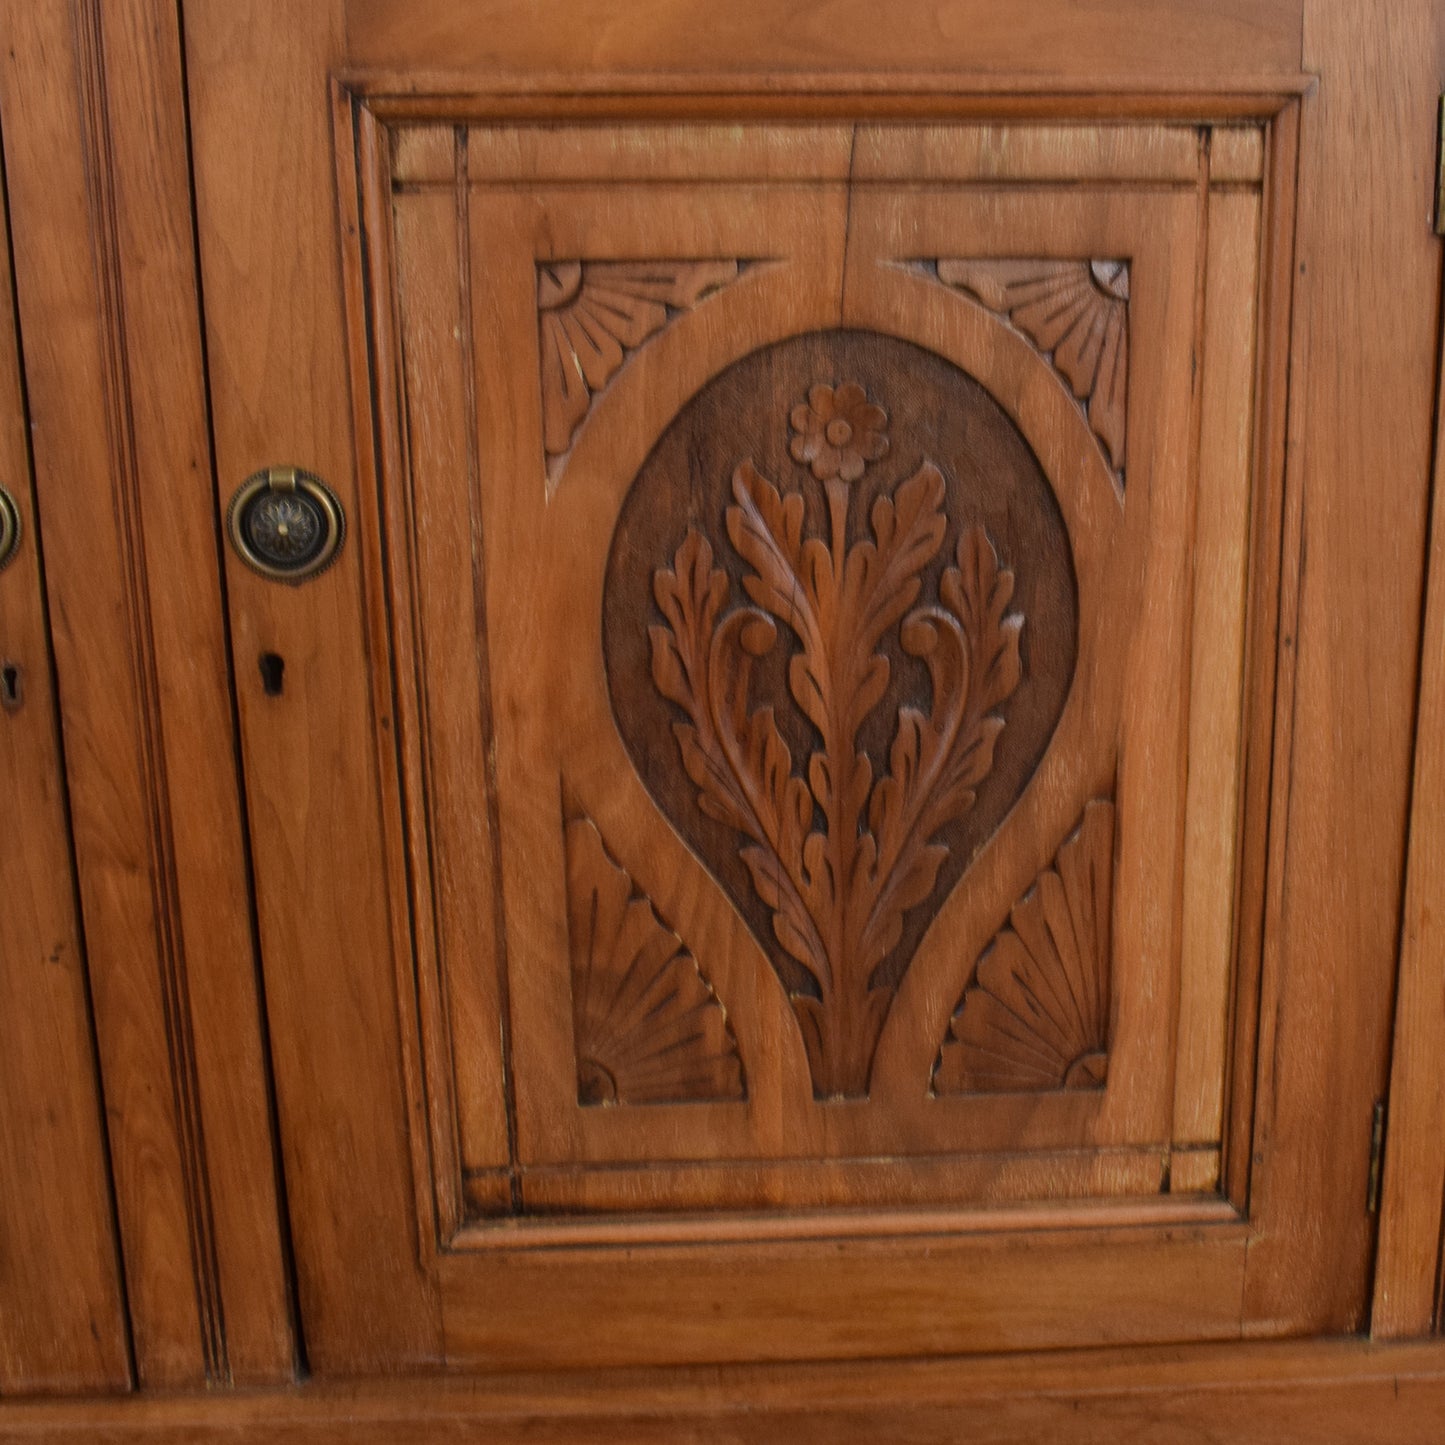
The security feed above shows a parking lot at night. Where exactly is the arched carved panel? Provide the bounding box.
[603,329,1080,1098]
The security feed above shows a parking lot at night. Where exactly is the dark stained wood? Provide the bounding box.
[607,329,1076,1097]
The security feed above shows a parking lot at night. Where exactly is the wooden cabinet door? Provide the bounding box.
[184,0,1439,1374]
[0,156,129,1393]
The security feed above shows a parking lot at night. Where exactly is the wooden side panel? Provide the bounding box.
[1243,0,1445,1332]
[1372,205,1445,1342]
[0,122,129,1398]
[344,0,1305,85]
[0,0,249,1387]
[184,0,441,1369]
[92,0,295,1383]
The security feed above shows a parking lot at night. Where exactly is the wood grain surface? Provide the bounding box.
[1240,0,1445,1334]
[0,90,129,1397]
[0,0,292,1387]
[0,0,1432,1401]
[3,1338,1445,1442]
[345,0,1305,88]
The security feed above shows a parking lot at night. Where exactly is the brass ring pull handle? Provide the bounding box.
[0,487,20,574]
[227,466,345,584]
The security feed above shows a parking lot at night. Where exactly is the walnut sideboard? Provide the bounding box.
[2,2,1445,1439]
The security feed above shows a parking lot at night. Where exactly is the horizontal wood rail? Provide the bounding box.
[3,1338,1445,1442]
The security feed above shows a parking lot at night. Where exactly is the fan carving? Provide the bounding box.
[934,799,1114,1094]
[932,259,1129,476]
[537,260,743,486]
[564,811,745,1106]
[649,381,1025,1099]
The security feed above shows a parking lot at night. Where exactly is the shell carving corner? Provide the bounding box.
[934,798,1115,1095]
[537,260,745,490]
[931,259,1130,479]
[564,810,745,1106]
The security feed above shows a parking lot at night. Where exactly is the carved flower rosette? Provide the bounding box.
[604,331,1080,1100]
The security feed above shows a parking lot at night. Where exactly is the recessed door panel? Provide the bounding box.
[369,121,1265,1240]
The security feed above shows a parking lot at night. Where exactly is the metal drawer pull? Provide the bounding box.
[227,466,345,583]
[0,486,20,573]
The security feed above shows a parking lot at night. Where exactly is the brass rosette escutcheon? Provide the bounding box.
[0,486,20,574]
[227,466,345,583]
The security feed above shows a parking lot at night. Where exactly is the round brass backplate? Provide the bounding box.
[0,487,20,574]
[227,466,345,584]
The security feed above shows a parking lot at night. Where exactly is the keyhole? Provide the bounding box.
[1,661,21,712]
[259,652,285,697]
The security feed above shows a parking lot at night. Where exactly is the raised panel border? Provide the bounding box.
[346,96,1288,1277]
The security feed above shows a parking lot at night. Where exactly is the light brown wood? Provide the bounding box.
[0,0,1428,1405]
[3,1338,1445,1443]
[0,0,290,1387]
[184,0,442,1372]
[1175,180,1261,1148]
[179,0,1416,1364]
[438,1224,1249,1368]
[853,123,1205,183]
[1373,173,1445,1343]
[0,108,129,1397]
[1241,0,1445,1333]
[89,0,296,1384]
[344,0,1306,88]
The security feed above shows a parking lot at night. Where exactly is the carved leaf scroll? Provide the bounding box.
[565,813,745,1106]
[934,260,1130,476]
[649,387,1024,1099]
[538,260,743,485]
[934,799,1114,1094]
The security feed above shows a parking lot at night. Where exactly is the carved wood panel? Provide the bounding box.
[605,330,1076,1097]
[565,809,745,1105]
[538,260,746,486]
[926,260,1130,477]
[935,798,1114,1094]
[367,119,1265,1233]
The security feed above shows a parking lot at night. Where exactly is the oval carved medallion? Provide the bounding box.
[603,330,1077,1098]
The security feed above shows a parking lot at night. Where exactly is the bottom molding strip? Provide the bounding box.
[0,1338,1443,1443]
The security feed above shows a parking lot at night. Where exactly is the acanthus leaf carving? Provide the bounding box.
[932,259,1129,477]
[564,811,745,1106]
[538,260,743,488]
[650,383,1024,1099]
[933,798,1114,1095]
